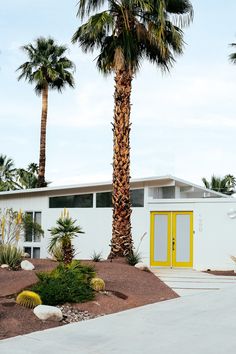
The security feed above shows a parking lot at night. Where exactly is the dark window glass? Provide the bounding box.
[96,189,144,208]
[96,192,112,208]
[131,189,144,207]
[33,247,40,259]
[25,212,33,242]
[24,247,32,258]
[49,194,93,208]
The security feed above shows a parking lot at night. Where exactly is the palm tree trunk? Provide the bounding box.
[38,85,48,188]
[109,68,133,259]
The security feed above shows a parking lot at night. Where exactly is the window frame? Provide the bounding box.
[49,193,94,208]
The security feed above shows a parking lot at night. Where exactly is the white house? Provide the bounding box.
[0,175,236,270]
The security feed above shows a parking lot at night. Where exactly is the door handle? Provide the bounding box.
[172,239,175,251]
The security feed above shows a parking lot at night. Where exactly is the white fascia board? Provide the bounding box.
[0,174,228,199]
[148,197,234,204]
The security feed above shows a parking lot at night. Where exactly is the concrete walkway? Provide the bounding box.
[1,284,236,354]
[152,268,236,296]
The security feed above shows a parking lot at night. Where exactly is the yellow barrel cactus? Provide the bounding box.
[16,290,42,308]
[90,277,105,291]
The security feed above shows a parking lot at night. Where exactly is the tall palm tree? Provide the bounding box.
[202,174,236,195]
[72,0,193,258]
[17,37,75,188]
[0,155,17,191]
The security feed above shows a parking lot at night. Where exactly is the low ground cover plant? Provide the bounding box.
[31,260,95,305]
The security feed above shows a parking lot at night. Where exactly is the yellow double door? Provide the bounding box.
[150,211,193,268]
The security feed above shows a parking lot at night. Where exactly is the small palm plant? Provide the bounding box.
[48,209,84,265]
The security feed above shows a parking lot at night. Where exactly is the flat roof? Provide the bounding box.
[0,175,229,199]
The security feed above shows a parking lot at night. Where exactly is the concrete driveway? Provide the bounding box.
[152,268,236,296]
[1,283,236,354]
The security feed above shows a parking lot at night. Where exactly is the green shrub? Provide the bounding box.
[31,261,95,306]
[91,251,103,262]
[16,290,42,308]
[90,277,105,291]
[126,250,142,266]
[0,244,23,269]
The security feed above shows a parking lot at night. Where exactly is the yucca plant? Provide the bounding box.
[48,209,84,265]
[16,290,42,308]
[0,244,23,269]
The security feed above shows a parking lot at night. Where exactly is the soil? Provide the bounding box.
[204,270,236,276]
[0,258,178,340]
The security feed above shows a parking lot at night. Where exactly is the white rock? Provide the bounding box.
[0,264,10,269]
[34,305,63,321]
[20,260,35,270]
[134,262,149,271]
[23,252,30,258]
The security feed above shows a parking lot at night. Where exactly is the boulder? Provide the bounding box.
[20,260,35,270]
[0,264,10,269]
[23,252,31,258]
[134,262,150,272]
[34,305,63,321]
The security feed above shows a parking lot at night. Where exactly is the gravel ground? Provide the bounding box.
[0,258,178,340]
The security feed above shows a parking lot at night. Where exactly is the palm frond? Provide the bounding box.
[17,37,75,93]
[73,0,193,74]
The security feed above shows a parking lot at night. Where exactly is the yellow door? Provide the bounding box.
[150,212,172,266]
[150,211,193,268]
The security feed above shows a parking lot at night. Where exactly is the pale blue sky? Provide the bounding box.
[1,1,236,186]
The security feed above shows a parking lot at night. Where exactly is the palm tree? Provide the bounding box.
[17,37,75,188]
[16,163,49,189]
[72,0,193,258]
[202,174,236,195]
[48,210,84,265]
[0,155,17,191]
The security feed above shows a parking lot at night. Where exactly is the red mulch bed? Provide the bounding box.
[204,270,236,276]
[0,258,178,340]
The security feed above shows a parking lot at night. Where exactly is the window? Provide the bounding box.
[96,189,144,208]
[33,247,40,259]
[131,189,144,207]
[24,246,40,259]
[96,192,112,208]
[162,187,175,199]
[49,194,93,208]
[25,211,42,242]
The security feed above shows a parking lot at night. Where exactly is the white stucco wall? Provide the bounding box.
[1,189,236,270]
[148,199,236,270]
[0,194,148,261]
